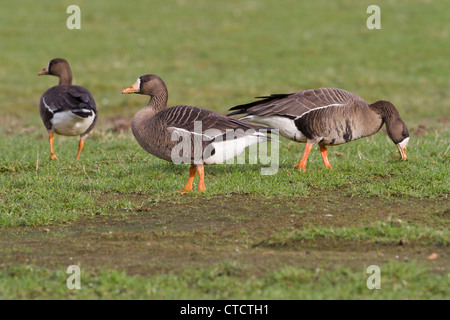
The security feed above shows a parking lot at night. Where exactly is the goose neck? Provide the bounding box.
[369,100,399,123]
[58,69,73,86]
[147,90,168,112]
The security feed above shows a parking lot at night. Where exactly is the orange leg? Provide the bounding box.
[49,132,59,160]
[76,139,85,161]
[320,145,332,169]
[196,165,206,192]
[294,142,313,171]
[180,165,197,193]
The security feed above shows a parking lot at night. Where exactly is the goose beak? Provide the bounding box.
[396,137,409,160]
[38,68,48,75]
[122,81,140,94]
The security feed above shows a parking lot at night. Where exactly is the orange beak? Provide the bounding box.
[397,137,409,160]
[38,68,48,75]
[122,80,140,94]
[398,145,408,160]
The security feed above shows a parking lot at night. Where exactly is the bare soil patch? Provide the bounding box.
[1,193,448,276]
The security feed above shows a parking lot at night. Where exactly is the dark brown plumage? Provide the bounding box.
[38,58,98,160]
[228,88,409,170]
[122,74,270,192]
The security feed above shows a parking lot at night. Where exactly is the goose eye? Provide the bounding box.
[402,130,409,137]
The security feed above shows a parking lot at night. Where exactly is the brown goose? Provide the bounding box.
[122,74,270,192]
[38,58,97,160]
[228,88,409,170]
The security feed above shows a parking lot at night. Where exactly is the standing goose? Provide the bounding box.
[122,74,270,192]
[228,88,409,170]
[38,58,97,160]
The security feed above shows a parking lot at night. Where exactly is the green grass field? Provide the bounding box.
[0,0,448,300]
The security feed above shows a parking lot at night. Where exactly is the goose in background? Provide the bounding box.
[122,74,271,192]
[38,58,97,160]
[228,88,409,170]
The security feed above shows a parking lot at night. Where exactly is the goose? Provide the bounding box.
[228,88,409,171]
[122,74,271,192]
[38,58,97,160]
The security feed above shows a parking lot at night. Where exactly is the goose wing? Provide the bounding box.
[40,85,97,130]
[164,105,268,141]
[160,105,270,164]
[228,88,362,119]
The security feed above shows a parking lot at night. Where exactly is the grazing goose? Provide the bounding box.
[38,58,97,160]
[122,74,270,192]
[228,88,409,171]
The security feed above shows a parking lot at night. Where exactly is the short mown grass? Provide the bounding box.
[1,125,448,227]
[0,0,448,300]
[267,221,449,247]
[0,261,447,300]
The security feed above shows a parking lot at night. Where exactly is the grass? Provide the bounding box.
[0,128,448,226]
[267,221,449,247]
[0,0,449,300]
[0,261,447,300]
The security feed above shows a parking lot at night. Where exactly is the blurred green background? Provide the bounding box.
[1,0,449,129]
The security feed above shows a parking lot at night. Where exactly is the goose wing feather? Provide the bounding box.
[163,105,266,139]
[228,88,363,118]
[39,85,97,131]
[40,85,97,114]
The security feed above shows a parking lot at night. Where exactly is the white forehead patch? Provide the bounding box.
[397,136,409,148]
[136,77,141,90]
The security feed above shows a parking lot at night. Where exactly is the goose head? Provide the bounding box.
[370,100,409,160]
[38,58,72,85]
[386,117,409,160]
[122,74,167,96]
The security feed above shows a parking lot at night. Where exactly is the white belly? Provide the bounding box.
[204,133,267,165]
[51,110,95,136]
[242,115,306,142]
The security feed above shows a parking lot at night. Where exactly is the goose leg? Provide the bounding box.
[196,165,206,192]
[294,142,313,171]
[320,145,332,169]
[49,132,59,160]
[76,139,85,161]
[180,164,197,193]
